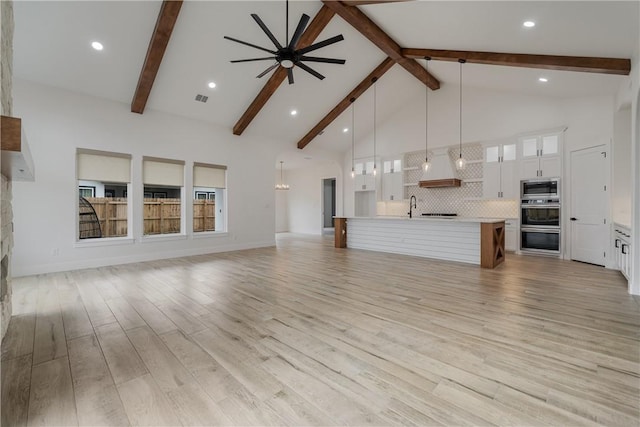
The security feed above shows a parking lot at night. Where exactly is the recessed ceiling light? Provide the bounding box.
[290,110,297,116]
[538,77,548,82]
[343,128,349,133]
[523,21,535,28]
[91,41,103,51]
[207,81,216,89]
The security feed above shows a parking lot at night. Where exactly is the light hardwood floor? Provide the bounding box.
[2,234,639,426]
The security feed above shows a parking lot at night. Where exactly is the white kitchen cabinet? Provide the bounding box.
[505,219,518,251]
[354,160,376,192]
[519,133,562,179]
[482,142,517,199]
[614,224,632,280]
[382,158,403,201]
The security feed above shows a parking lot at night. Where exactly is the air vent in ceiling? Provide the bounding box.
[195,94,208,103]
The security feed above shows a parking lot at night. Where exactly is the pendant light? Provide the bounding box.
[350,98,356,178]
[421,57,432,172]
[372,77,378,176]
[275,161,290,190]
[455,59,467,171]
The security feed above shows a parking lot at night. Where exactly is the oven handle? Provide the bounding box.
[521,228,561,234]
[520,204,561,208]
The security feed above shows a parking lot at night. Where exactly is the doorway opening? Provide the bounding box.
[322,178,336,235]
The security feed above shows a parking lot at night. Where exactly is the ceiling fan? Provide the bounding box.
[224,1,346,84]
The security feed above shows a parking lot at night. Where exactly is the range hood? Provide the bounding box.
[418,148,461,188]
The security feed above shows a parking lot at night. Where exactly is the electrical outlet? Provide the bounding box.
[52,248,60,256]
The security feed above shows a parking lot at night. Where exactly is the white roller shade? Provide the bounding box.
[77,152,131,183]
[143,158,184,187]
[194,164,226,189]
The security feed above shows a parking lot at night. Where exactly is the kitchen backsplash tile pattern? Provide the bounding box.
[378,145,518,219]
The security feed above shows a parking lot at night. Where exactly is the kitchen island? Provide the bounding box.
[335,216,505,268]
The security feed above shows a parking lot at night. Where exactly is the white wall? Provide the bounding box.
[630,52,640,295]
[612,107,632,225]
[12,79,284,277]
[286,161,343,235]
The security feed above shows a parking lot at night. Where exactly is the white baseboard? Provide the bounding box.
[12,240,276,277]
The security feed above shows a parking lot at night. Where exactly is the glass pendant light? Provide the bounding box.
[275,161,290,190]
[455,59,467,171]
[372,77,378,176]
[350,98,356,178]
[421,57,432,173]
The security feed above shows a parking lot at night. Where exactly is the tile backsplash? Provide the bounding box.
[378,198,518,219]
[377,146,519,219]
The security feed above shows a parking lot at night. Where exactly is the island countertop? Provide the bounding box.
[334,216,506,268]
[343,216,506,224]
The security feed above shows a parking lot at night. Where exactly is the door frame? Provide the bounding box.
[566,142,612,267]
[321,177,337,232]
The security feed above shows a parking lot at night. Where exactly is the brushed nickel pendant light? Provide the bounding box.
[372,77,378,176]
[422,57,432,173]
[350,98,356,178]
[455,59,467,171]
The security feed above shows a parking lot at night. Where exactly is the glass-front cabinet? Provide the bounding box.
[519,133,562,179]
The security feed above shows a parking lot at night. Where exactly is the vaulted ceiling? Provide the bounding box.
[12,1,639,166]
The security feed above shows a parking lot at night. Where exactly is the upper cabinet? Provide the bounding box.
[381,158,403,201]
[354,159,377,192]
[482,142,517,199]
[519,133,562,179]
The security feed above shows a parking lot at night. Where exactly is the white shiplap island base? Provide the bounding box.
[338,216,506,268]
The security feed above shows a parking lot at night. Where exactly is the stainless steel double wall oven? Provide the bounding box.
[520,178,561,255]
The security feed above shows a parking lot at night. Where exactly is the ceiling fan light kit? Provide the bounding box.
[225,0,345,85]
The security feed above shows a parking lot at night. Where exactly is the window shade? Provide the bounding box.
[143,158,184,187]
[193,164,226,189]
[77,152,131,183]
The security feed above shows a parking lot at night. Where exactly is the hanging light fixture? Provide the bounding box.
[275,160,290,190]
[422,57,432,173]
[350,98,356,178]
[455,59,467,171]
[372,77,378,176]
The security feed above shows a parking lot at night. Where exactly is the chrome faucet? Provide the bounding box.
[408,195,417,218]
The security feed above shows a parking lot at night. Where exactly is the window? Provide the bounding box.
[77,149,131,240]
[193,163,227,233]
[143,157,185,236]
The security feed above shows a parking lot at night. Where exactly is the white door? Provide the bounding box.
[570,145,608,265]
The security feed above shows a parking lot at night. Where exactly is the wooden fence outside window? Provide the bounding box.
[83,198,215,237]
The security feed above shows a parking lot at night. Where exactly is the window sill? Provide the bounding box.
[192,231,229,239]
[74,237,134,248]
[140,234,188,243]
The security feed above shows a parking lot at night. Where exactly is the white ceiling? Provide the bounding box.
[13,1,639,169]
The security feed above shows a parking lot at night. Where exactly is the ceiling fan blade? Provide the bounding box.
[251,14,283,50]
[297,34,344,55]
[231,57,277,63]
[257,63,280,78]
[223,36,276,55]
[299,56,346,65]
[296,62,325,80]
[287,68,294,85]
[288,13,310,49]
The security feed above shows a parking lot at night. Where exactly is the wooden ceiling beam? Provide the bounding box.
[297,57,395,150]
[131,0,183,114]
[322,0,439,89]
[402,48,631,75]
[232,5,335,136]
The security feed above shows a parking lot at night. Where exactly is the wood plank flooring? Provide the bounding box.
[2,234,639,426]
